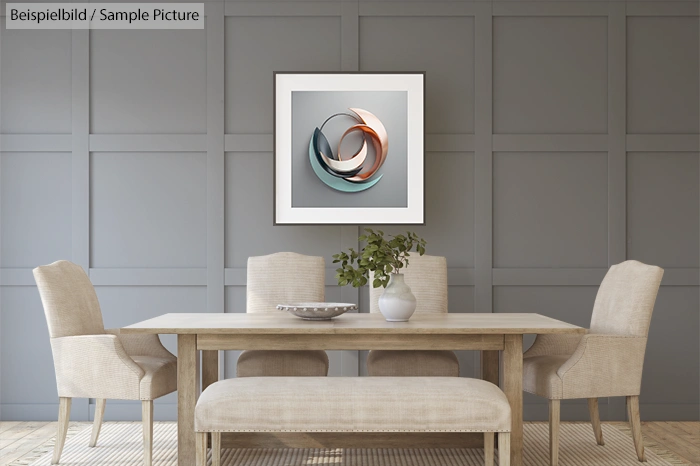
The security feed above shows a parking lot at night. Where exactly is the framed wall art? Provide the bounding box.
[274,72,425,225]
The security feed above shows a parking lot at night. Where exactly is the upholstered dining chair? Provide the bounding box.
[368,255,459,376]
[236,252,329,376]
[33,260,177,466]
[523,260,663,466]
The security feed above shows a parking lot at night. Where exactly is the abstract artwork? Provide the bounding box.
[274,73,424,225]
[310,108,388,193]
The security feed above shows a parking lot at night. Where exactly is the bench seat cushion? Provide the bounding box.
[195,377,511,433]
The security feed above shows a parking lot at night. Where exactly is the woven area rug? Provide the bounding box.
[10,422,688,466]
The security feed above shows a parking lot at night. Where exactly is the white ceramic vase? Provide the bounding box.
[378,273,417,322]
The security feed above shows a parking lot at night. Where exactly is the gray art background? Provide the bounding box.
[291,90,408,208]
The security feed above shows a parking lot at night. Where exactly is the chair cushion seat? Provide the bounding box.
[523,355,569,399]
[236,350,329,377]
[195,377,511,433]
[132,356,177,400]
[367,350,459,377]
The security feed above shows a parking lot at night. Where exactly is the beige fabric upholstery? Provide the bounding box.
[367,350,460,377]
[555,335,649,399]
[33,260,177,401]
[33,260,104,338]
[238,252,329,377]
[105,328,176,360]
[50,334,144,400]
[237,350,329,377]
[589,260,664,337]
[523,260,663,400]
[522,355,570,399]
[367,256,458,377]
[195,377,511,433]
[246,252,325,314]
[132,356,178,400]
[523,333,585,358]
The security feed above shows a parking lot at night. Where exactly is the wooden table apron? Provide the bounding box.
[122,313,585,466]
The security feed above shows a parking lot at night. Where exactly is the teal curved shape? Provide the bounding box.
[308,138,382,193]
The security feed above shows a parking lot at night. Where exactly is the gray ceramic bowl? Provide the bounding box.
[277,302,357,320]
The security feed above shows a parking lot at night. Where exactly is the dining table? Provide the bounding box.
[122,312,585,466]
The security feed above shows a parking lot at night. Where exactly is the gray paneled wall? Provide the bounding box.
[0,0,698,423]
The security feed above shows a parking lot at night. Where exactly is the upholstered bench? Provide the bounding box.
[195,377,511,466]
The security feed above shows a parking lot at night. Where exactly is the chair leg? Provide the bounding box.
[498,432,510,466]
[212,432,222,466]
[484,432,494,466]
[52,397,71,464]
[587,398,605,446]
[196,432,208,466]
[142,401,153,466]
[549,399,560,466]
[89,399,106,447]
[627,395,646,462]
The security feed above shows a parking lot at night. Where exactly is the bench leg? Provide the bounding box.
[484,432,494,466]
[196,432,208,466]
[498,432,510,466]
[212,432,221,466]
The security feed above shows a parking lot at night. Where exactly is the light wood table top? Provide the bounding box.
[121,312,586,335]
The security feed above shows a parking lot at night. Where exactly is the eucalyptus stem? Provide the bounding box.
[332,229,427,288]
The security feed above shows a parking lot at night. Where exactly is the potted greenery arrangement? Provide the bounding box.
[333,229,427,322]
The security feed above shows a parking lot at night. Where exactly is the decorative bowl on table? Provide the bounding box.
[277,302,357,320]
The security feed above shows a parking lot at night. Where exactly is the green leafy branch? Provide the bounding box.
[332,228,427,289]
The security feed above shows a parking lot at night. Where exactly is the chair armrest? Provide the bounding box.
[524,333,586,358]
[557,334,648,398]
[50,334,144,400]
[106,328,176,360]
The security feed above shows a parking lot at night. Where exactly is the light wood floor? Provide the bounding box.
[0,421,698,465]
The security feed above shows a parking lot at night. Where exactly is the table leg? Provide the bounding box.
[202,350,219,392]
[481,350,500,386]
[178,334,199,466]
[503,334,523,466]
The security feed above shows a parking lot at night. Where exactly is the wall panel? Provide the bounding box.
[90,29,207,134]
[1,153,72,268]
[627,152,700,268]
[493,16,608,134]
[90,152,208,268]
[626,16,699,134]
[0,24,72,134]
[493,152,609,268]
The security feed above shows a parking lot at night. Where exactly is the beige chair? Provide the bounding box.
[236,252,329,376]
[368,255,459,376]
[523,260,663,465]
[33,260,177,466]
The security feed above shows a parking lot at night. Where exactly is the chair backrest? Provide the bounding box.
[369,255,448,314]
[589,260,664,337]
[247,252,325,313]
[33,260,105,338]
